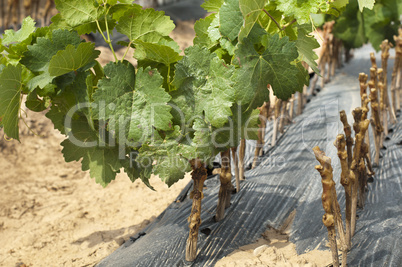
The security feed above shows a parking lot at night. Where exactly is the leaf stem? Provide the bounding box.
[104,11,118,62]
[263,9,297,32]
[167,64,171,90]
[95,8,118,62]
[282,19,296,30]
[262,9,282,31]
[121,41,132,63]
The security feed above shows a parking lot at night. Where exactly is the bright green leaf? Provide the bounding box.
[234,34,308,109]
[92,61,173,143]
[54,0,99,28]
[275,0,321,24]
[194,14,220,49]
[2,17,36,46]
[61,116,122,187]
[295,25,320,73]
[201,0,224,12]
[220,0,243,41]
[238,0,265,41]
[134,40,182,66]
[48,42,100,76]
[116,8,175,43]
[172,45,236,128]
[0,65,22,140]
[358,0,375,11]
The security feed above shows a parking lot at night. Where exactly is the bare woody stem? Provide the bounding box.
[351,108,362,237]
[369,80,384,166]
[370,52,377,70]
[312,146,339,267]
[271,98,282,147]
[278,100,287,134]
[380,40,397,124]
[252,101,269,169]
[350,118,370,236]
[186,159,208,262]
[378,69,387,144]
[334,134,353,252]
[359,73,368,106]
[231,147,240,193]
[215,149,233,222]
[361,95,375,177]
[391,34,402,112]
[358,158,368,209]
[340,110,353,168]
[239,139,246,181]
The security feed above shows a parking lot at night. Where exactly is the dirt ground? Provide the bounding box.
[0,18,331,267]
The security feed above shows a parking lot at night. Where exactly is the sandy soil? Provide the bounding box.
[216,227,332,267]
[0,19,332,267]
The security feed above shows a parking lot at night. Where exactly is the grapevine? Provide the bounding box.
[0,0,364,262]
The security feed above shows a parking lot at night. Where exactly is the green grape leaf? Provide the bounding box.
[172,45,236,128]
[331,0,349,10]
[2,17,36,46]
[232,104,260,141]
[234,34,307,110]
[116,8,175,43]
[362,1,401,51]
[123,150,154,189]
[275,0,321,24]
[208,14,221,43]
[21,30,82,90]
[45,71,93,134]
[333,1,367,50]
[48,42,100,77]
[61,116,122,187]
[134,40,182,66]
[201,0,224,12]
[138,127,194,187]
[194,14,219,49]
[25,89,50,112]
[358,0,375,11]
[110,3,142,21]
[238,0,265,41]
[192,118,217,159]
[219,0,243,41]
[92,61,173,143]
[295,25,320,73]
[220,38,236,56]
[22,30,82,72]
[54,0,100,28]
[46,105,65,133]
[0,65,23,141]
[310,13,325,27]
[49,14,71,31]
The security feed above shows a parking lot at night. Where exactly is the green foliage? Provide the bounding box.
[238,0,266,41]
[2,17,36,45]
[219,0,243,41]
[235,35,308,109]
[332,0,400,51]
[172,45,235,128]
[92,61,173,143]
[357,0,375,11]
[116,8,175,43]
[295,25,320,73]
[0,65,23,140]
[48,42,100,76]
[61,116,124,187]
[0,0,347,188]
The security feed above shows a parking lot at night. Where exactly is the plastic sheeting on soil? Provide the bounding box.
[97,45,402,267]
